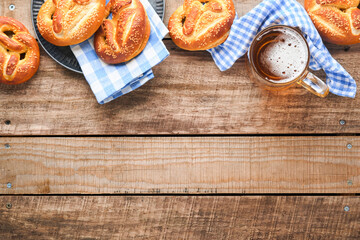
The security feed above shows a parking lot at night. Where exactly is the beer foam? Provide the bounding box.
[258,29,308,83]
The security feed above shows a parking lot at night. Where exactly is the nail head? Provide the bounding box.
[4,143,10,149]
[339,120,346,126]
[347,180,353,186]
[7,182,12,188]
[344,206,350,212]
[9,4,15,11]
[6,203,12,209]
[347,144,352,149]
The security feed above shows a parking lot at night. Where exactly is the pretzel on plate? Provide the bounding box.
[37,0,106,46]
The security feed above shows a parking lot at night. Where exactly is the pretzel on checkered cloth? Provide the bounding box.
[168,0,235,51]
[305,0,360,45]
[94,0,150,64]
[37,0,106,46]
[0,17,40,85]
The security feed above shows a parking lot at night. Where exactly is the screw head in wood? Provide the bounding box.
[339,120,346,125]
[7,182,12,188]
[4,143,10,149]
[347,144,352,149]
[344,206,350,212]
[6,203,12,209]
[9,4,15,11]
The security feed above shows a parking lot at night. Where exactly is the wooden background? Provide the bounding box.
[0,0,359,239]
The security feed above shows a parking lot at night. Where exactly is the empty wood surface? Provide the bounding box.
[1,136,359,194]
[0,0,359,135]
[1,196,359,239]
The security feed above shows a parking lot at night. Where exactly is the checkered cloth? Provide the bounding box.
[71,0,169,104]
[208,0,357,98]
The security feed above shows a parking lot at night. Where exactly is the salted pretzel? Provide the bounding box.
[94,0,150,64]
[37,0,106,46]
[0,17,40,85]
[168,0,235,51]
[305,0,360,45]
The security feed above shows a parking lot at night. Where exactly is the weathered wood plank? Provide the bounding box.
[1,136,359,194]
[0,0,359,135]
[0,41,359,135]
[0,196,359,239]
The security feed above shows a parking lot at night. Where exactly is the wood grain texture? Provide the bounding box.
[0,41,359,135]
[0,0,359,136]
[1,136,359,194]
[1,196,359,239]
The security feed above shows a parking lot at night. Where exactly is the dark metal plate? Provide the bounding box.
[31,0,165,74]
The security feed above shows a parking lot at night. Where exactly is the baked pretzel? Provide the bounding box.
[305,0,360,45]
[0,17,40,85]
[94,0,151,64]
[37,0,106,46]
[168,0,235,51]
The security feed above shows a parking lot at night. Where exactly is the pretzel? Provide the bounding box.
[94,0,151,64]
[0,17,40,85]
[168,0,235,51]
[305,0,360,45]
[37,0,106,46]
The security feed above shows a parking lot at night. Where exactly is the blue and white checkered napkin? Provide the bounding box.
[70,0,169,104]
[208,0,357,98]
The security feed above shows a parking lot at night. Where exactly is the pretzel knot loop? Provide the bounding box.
[94,0,151,64]
[37,0,105,46]
[305,0,360,45]
[0,17,40,85]
[168,0,235,51]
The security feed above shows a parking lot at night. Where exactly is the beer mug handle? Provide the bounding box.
[298,72,329,98]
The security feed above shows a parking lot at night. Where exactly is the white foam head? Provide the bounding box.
[259,29,309,83]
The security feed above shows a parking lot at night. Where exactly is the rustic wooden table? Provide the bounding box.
[1,0,360,239]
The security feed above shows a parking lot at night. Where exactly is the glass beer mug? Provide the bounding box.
[248,25,329,98]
